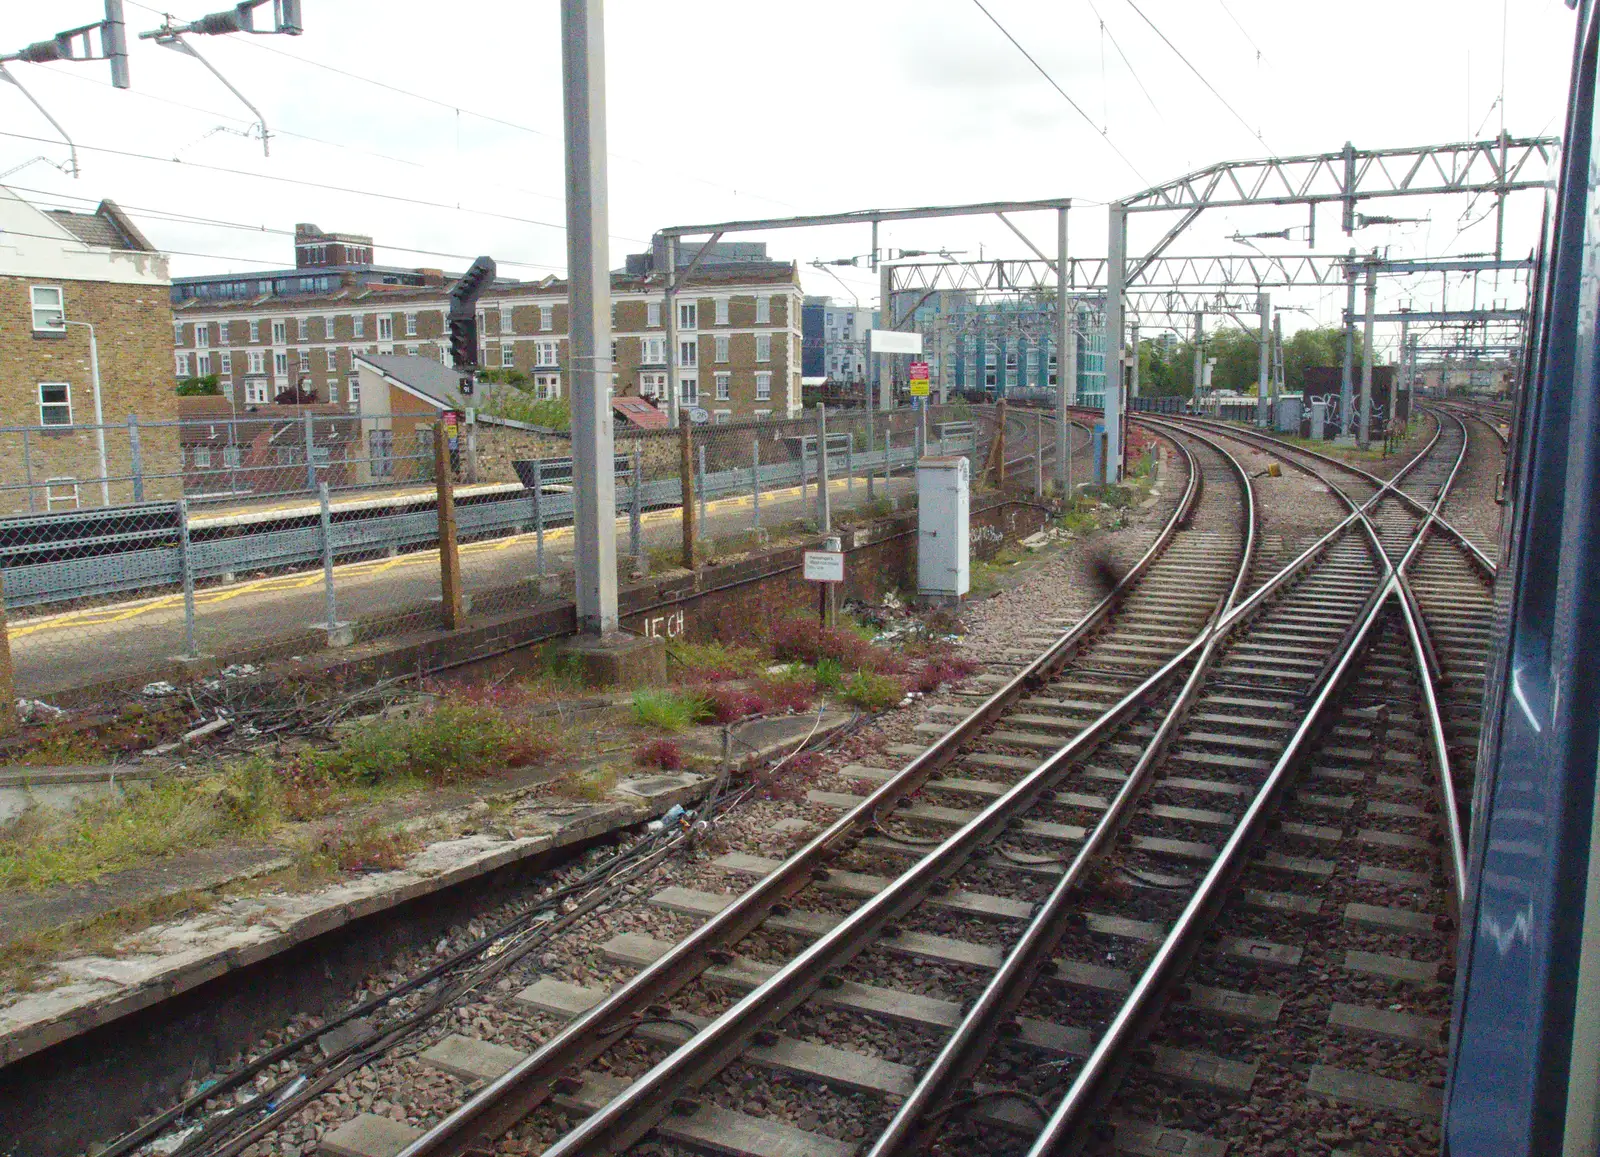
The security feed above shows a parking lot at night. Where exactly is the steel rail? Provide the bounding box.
[523,432,1232,1157]
[1027,568,1400,1156]
[393,428,1205,1157]
[1391,407,1476,910]
[1171,410,1496,578]
[863,421,1257,1156]
[1005,413,1463,1154]
[1203,407,1471,908]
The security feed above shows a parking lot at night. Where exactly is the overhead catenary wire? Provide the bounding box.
[969,0,1148,183]
[24,60,568,209]
[118,0,804,214]
[1214,0,1271,68]
[6,183,568,273]
[1121,0,1273,152]
[0,127,626,240]
[1084,0,1163,115]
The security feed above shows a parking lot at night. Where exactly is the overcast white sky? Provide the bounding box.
[0,0,1579,351]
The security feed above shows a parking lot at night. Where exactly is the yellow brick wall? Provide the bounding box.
[0,275,180,511]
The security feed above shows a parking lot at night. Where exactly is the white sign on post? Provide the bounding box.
[869,329,923,355]
[803,550,845,583]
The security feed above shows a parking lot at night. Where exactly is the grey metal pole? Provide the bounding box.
[21,429,34,513]
[465,409,479,484]
[1340,250,1357,440]
[533,458,545,576]
[1395,316,1410,423]
[629,442,642,558]
[1104,202,1126,482]
[127,415,144,502]
[883,428,892,492]
[697,442,707,526]
[1359,260,1377,448]
[816,404,831,532]
[1055,207,1071,495]
[751,436,761,528]
[1272,311,1284,424]
[1257,292,1271,426]
[1192,311,1203,407]
[319,481,337,629]
[865,405,876,500]
[561,0,618,634]
[845,418,855,496]
[1129,321,1141,400]
[878,256,893,411]
[665,235,680,429]
[178,497,198,659]
[303,411,317,492]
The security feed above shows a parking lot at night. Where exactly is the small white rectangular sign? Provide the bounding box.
[803,550,845,583]
[869,329,923,354]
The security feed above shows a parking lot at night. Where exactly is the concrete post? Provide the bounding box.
[1192,311,1203,407]
[1129,321,1141,401]
[319,482,339,632]
[127,415,144,502]
[303,411,317,492]
[561,0,618,635]
[178,497,199,659]
[465,409,480,483]
[1257,293,1272,427]
[697,442,707,527]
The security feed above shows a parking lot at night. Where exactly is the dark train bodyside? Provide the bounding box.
[1444,1,1600,1153]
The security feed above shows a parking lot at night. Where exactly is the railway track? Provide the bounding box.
[112,408,1504,1157]
[360,421,1474,1157]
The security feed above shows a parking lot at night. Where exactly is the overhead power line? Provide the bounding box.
[1214,0,1270,67]
[1085,0,1163,115]
[30,60,566,207]
[0,128,652,244]
[7,183,567,272]
[969,0,1147,183]
[1121,0,1273,152]
[119,0,804,213]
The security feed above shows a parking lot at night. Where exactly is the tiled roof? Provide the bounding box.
[44,200,154,251]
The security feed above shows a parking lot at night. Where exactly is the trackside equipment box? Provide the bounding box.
[917,455,969,601]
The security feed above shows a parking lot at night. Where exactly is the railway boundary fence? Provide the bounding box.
[0,403,994,709]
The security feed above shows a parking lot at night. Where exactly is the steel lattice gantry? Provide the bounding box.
[1089,135,1557,478]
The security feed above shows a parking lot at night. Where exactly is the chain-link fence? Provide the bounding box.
[0,404,1002,705]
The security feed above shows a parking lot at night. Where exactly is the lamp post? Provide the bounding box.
[59,317,109,505]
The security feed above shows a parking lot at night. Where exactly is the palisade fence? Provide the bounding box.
[0,403,996,702]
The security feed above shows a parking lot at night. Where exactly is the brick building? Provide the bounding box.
[172,257,805,424]
[0,185,179,511]
[170,222,451,305]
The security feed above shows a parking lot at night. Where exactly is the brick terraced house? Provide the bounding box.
[173,256,806,425]
[0,185,179,511]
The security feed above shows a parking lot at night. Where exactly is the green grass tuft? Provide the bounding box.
[631,688,707,733]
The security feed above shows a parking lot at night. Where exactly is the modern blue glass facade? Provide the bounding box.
[898,292,1107,400]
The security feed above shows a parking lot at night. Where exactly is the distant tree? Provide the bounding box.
[274,383,317,405]
[475,367,531,388]
[176,373,221,396]
[1283,325,1366,391]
